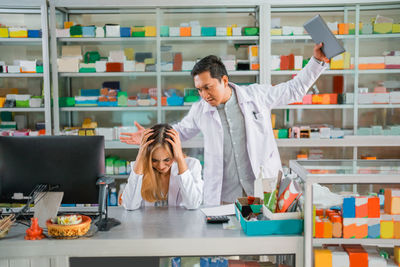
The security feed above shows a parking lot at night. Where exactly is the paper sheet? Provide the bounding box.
[200,204,235,216]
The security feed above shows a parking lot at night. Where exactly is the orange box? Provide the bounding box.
[323,219,333,238]
[368,63,385,69]
[316,209,324,217]
[312,94,322,104]
[332,215,342,238]
[64,21,74,29]
[321,94,330,105]
[368,197,380,218]
[280,55,289,70]
[385,189,400,215]
[343,218,356,238]
[338,23,349,35]
[106,62,124,72]
[347,249,368,267]
[250,63,260,70]
[394,220,400,239]
[328,94,338,104]
[180,27,191,37]
[161,96,167,106]
[315,218,324,238]
[314,249,332,267]
[288,54,295,70]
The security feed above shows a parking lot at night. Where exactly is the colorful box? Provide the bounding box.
[368,218,380,238]
[380,216,394,239]
[393,24,400,33]
[27,30,41,38]
[242,27,259,36]
[106,62,124,72]
[323,219,333,238]
[69,25,82,37]
[201,27,216,36]
[338,23,349,35]
[271,28,282,35]
[145,26,156,37]
[343,197,355,218]
[394,246,400,264]
[9,27,28,38]
[356,197,368,218]
[0,28,9,38]
[345,247,368,267]
[131,26,145,37]
[374,23,393,34]
[302,94,312,105]
[64,21,74,29]
[160,26,169,37]
[120,27,131,37]
[368,197,380,218]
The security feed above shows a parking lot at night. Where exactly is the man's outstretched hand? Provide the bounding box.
[313,43,329,63]
[120,121,146,145]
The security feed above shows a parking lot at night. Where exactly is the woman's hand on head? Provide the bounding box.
[166,129,184,161]
[133,129,154,174]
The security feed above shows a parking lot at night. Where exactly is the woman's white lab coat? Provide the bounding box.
[122,157,203,210]
[173,58,327,206]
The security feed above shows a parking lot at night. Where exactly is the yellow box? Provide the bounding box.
[0,97,6,107]
[0,28,9,38]
[374,23,393,34]
[64,21,74,29]
[381,220,394,239]
[227,26,232,36]
[9,30,28,38]
[271,114,276,129]
[124,48,135,61]
[271,28,282,35]
[273,129,279,139]
[314,249,332,267]
[394,247,400,264]
[144,58,155,65]
[330,53,345,69]
[343,52,351,69]
[393,24,400,33]
[144,26,156,37]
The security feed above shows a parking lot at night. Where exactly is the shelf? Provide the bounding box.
[274,104,353,110]
[161,70,259,76]
[105,138,204,149]
[0,73,44,78]
[58,37,156,43]
[60,106,158,112]
[0,38,42,44]
[59,72,157,77]
[271,70,354,75]
[0,108,45,112]
[313,238,400,247]
[162,106,192,111]
[359,104,400,109]
[271,35,353,41]
[107,174,129,179]
[358,69,400,74]
[359,33,400,39]
[277,136,400,147]
[160,36,259,42]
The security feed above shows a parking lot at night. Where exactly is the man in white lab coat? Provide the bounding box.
[121,43,328,206]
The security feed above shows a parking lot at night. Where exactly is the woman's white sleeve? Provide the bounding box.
[122,165,144,210]
[177,159,203,209]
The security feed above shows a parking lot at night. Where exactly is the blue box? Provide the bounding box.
[82,26,95,37]
[28,30,41,38]
[160,26,169,37]
[167,93,184,106]
[120,27,131,37]
[368,223,380,238]
[201,27,216,36]
[80,89,100,96]
[234,204,303,236]
[98,101,118,107]
[342,197,356,218]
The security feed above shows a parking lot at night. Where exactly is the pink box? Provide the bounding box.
[302,94,312,105]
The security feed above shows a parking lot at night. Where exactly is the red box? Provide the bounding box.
[288,54,295,70]
[280,55,289,70]
[368,197,380,218]
[106,62,124,72]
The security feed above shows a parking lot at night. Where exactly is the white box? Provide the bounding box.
[15,94,31,101]
[216,27,227,36]
[373,93,390,104]
[169,27,180,37]
[124,60,136,72]
[262,205,302,220]
[191,26,201,36]
[95,27,105,38]
[294,56,303,70]
[182,61,196,71]
[135,62,146,72]
[271,55,280,70]
[385,56,400,65]
[358,93,374,104]
[222,55,236,71]
[79,63,95,70]
[232,27,242,36]
[6,94,17,100]
[319,127,331,139]
[57,58,79,72]
[109,50,125,62]
[96,128,114,141]
[390,92,400,103]
[19,60,37,72]
[345,92,354,104]
[29,98,42,107]
[95,61,107,72]
[282,26,293,36]
[327,22,338,33]
[331,128,344,139]
[56,29,70,37]
[62,45,82,59]
[7,65,20,73]
[137,99,151,106]
[105,25,120,37]
[292,26,304,35]
[161,62,173,71]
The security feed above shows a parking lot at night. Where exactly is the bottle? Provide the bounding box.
[109,187,118,206]
[118,183,126,206]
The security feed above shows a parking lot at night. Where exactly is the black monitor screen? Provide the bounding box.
[0,136,104,204]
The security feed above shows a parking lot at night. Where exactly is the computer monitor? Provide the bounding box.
[0,136,105,204]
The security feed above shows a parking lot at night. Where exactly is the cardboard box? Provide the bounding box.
[57,58,80,72]
[56,29,70,37]
[385,189,400,214]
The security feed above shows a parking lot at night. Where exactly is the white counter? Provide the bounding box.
[0,207,304,267]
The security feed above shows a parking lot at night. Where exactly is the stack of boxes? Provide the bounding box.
[0,60,43,74]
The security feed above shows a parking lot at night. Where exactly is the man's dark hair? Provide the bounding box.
[191,55,228,82]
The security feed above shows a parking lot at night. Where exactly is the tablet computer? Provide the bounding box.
[303,14,346,59]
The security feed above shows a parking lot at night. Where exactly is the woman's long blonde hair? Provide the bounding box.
[140,124,174,202]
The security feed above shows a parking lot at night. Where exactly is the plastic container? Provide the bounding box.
[109,187,118,206]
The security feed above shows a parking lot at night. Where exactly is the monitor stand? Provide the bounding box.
[96,177,121,232]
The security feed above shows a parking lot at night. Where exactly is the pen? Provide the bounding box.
[253,111,257,119]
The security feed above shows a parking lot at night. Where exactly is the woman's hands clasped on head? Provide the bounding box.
[133,128,154,174]
[166,129,188,174]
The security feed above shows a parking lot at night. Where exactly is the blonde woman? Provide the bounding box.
[122,124,203,210]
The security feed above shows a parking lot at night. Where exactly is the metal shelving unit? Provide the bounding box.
[0,0,52,134]
[290,159,400,267]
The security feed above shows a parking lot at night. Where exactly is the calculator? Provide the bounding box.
[206,216,230,224]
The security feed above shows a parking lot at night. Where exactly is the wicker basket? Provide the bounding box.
[0,214,15,239]
[46,215,91,237]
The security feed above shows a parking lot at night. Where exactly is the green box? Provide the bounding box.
[201,27,216,36]
[59,97,75,107]
[242,27,259,36]
[16,100,30,108]
[278,129,288,139]
[70,25,83,36]
[117,91,128,106]
[79,67,96,73]
[160,26,169,37]
[36,66,43,73]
